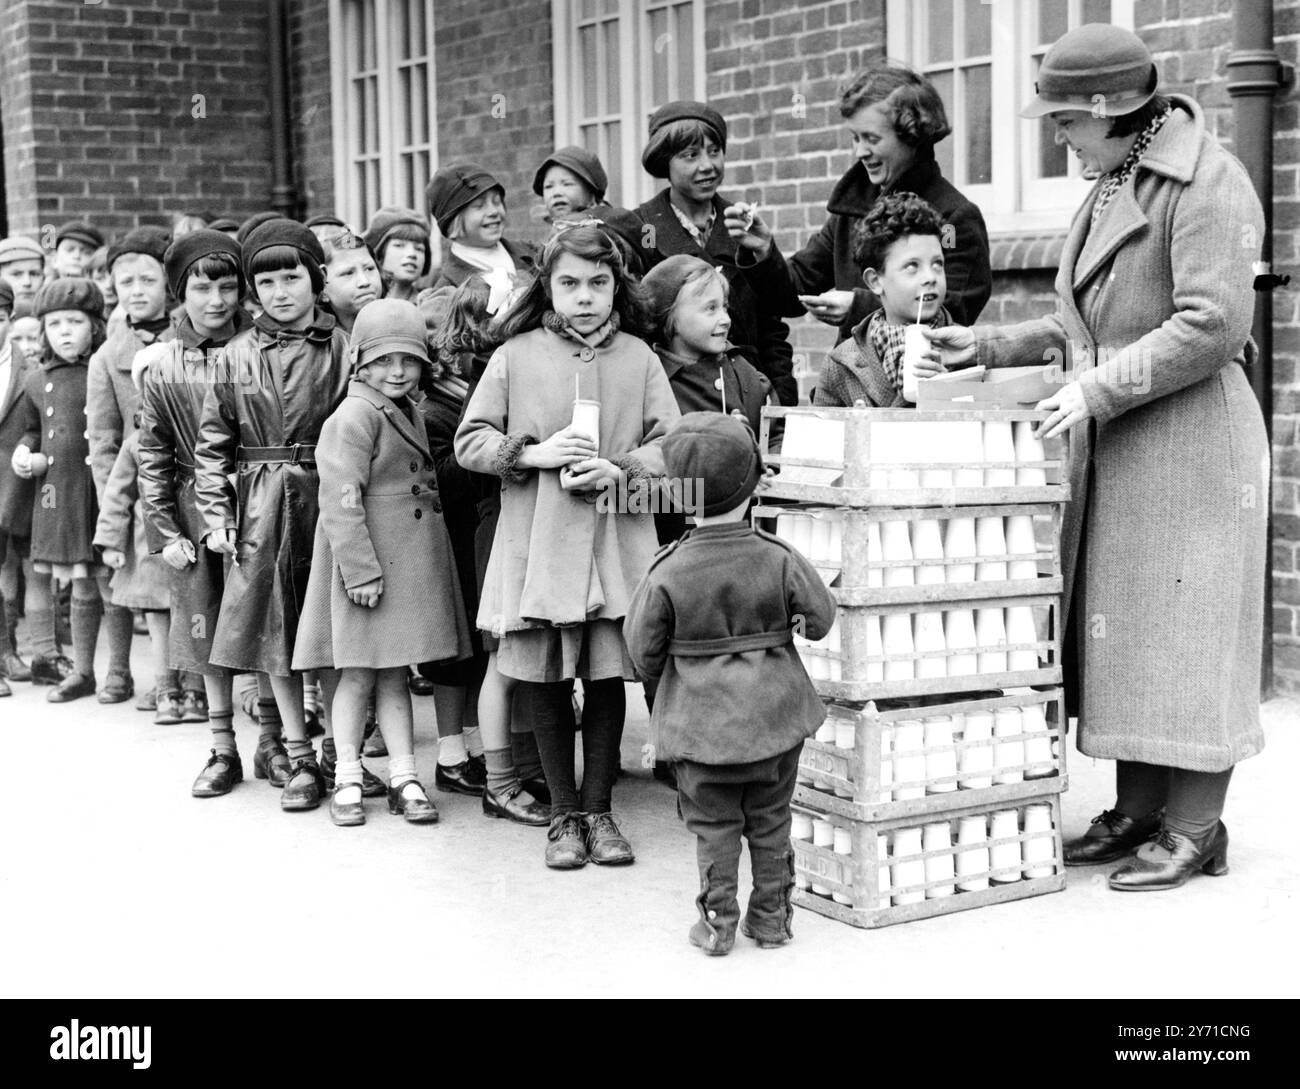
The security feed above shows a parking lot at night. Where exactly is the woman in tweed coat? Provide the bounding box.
[934,26,1268,892]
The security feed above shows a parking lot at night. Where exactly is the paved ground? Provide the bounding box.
[1,638,1297,999]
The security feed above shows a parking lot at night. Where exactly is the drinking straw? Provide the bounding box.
[719,366,727,414]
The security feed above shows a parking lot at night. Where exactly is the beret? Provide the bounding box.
[106,226,172,272]
[164,229,243,298]
[241,218,325,275]
[33,276,105,319]
[662,411,762,517]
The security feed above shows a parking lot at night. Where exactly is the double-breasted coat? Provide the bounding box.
[454,327,680,634]
[293,381,472,671]
[193,309,351,675]
[14,353,99,566]
[0,343,35,547]
[973,96,1267,772]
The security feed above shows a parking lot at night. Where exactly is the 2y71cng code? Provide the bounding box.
[1117,1025,1250,1040]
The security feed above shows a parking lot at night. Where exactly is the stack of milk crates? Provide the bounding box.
[756,394,1070,928]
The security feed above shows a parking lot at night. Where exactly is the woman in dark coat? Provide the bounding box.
[735,66,991,342]
[634,101,798,407]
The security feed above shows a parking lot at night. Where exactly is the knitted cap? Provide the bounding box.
[426,162,505,236]
[532,146,609,200]
[241,218,325,277]
[348,298,431,372]
[55,221,105,251]
[164,229,243,298]
[33,277,105,319]
[0,235,46,266]
[662,411,762,517]
[236,210,286,246]
[106,226,172,272]
[363,206,431,273]
[304,213,347,229]
[1021,23,1158,118]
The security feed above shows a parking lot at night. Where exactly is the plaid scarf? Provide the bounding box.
[541,309,621,350]
[1090,105,1172,226]
[868,304,952,393]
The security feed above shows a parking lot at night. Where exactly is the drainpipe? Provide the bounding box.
[267,0,298,217]
[1227,4,1294,699]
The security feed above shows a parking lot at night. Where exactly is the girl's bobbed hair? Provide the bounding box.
[839,65,952,149]
[186,253,245,298]
[495,224,652,342]
[641,118,724,179]
[852,191,947,270]
[247,244,325,294]
[374,220,431,276]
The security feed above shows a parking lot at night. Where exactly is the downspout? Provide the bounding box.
[1226,4,1293,699]
[267,0,298,218]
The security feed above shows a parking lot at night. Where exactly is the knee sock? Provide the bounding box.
[257,698,284,744]
[181,670,204,692]
[286,737,316,765]
[527,681,579,813]
[388,753,418,789]
[1164,767,1233,839]
[70,591,102,678]
[25,595,56,658]
[462,725,484,758]
[484,747,521,797]
[578,678,625,815]
[209,708,237,758]
[0,595,14,658]
[511,728,543,782]
[1115,760,1169,818]
[438,733,468,767]
[101,600,133,677]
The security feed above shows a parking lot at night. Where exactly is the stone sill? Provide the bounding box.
[989,230,1069,274]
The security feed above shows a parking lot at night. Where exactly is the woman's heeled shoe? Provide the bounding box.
[1108,821,1229,892]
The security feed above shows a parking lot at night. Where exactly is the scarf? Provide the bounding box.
[669,199,716,248]
[867,304,952,393]
[1090,105,1173,226]
[127,313,172,338]
[451,241,520,314]
[541,309,621,351]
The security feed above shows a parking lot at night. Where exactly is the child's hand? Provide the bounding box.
[519,425,598,470]
[11,445,34,479]
[347,578,383,608]
[723,202,771,258]
[162,539,197,569]
[206,528,236,556]
[561,457,623,492]
[911,344,947,380]
[101,548,127,569]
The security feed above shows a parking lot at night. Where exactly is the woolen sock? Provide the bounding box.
[209,709,237,758]
[577,677,626,815]
[524,681,580,813]
[1164,767,1233,839]
[286,738,316,765]
[334,757,364,788]
[0,595,14,657]
[511,727,544,783]
[321,736,337,762]
[462,725,484,758]
[1115,760,1169,819]
[257,697,283,743]
[102,601,134,676]
[181,670,204,691]
[303,678,322,716]
[70,593,102,678]
[26,603,57,658]
[438,733,468,767]
[484,747,521,797]
[389,753,418,789]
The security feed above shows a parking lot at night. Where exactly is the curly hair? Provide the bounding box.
[852,191,947,270]
[433,276,500,369]
[839,65,951,149]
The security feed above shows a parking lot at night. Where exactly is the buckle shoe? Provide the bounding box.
[48,672,96,703]
[192,750,243,797]
[253,736,292,787]
[387,780,439,824]
[281,759,325,811]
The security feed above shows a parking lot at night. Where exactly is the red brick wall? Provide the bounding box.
[289,0,334,218]
[432,0,555,251]
[707,0,887,402]
[0,0,275,239]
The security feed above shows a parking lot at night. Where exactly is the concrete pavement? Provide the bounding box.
[1,640,1297,999]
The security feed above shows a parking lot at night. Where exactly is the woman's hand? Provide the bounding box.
[561,457,624,493]
[923,325,978,369]
[101,548,126,570]
[517,426,598,470]
[347,577,383,608]
[1035,381,1092,440]
[162,539,197,570]
[723,202,772,259]
[798,290,855,326]
[205,528,236,556]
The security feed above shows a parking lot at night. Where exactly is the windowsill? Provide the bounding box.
[988,229,1070,274]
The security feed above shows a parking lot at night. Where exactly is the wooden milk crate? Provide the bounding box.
[792,795,1065,929]
[751,502,1063,602]
[795,688,1068,821]
[758,405,1070,508]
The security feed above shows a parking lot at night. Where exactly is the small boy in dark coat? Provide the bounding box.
[625,413,836,955]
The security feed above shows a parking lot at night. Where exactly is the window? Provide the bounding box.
[329,0,438,231]
[552,0,705,209]
[887,0,1135,234]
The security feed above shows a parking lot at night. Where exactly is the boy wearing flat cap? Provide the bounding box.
[625,412,835,956]
[0,236,49,316]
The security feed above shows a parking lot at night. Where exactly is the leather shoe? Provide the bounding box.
[98,671,134,705]
[1063,807,1162,866]
[330,784,366,827]
[0,675,9,697]
[521,776,551,805]
[408,672,436,696]
[192,749,243,797]
[545,811,590,869]
[483,781,551,825]
[585,811,635,865]
[179,689,209,723]
[435,759,486,796]
[388,779,439,824]
[321,747,386,797]
[30,654,74,686]
[362,727,388,758]
[135,686,157,712]
[1109,822,1229,892]
[253,736,292,787]
[281,759,325,811]
[304,709,324,737]
[48,672,96,703]
[2,651,31,682]
[154,690,184,725]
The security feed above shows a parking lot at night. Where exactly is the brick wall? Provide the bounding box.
[432,0,555,251]
[707,0,887,401]
[0,0,275,239]
[289,0,334,219]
